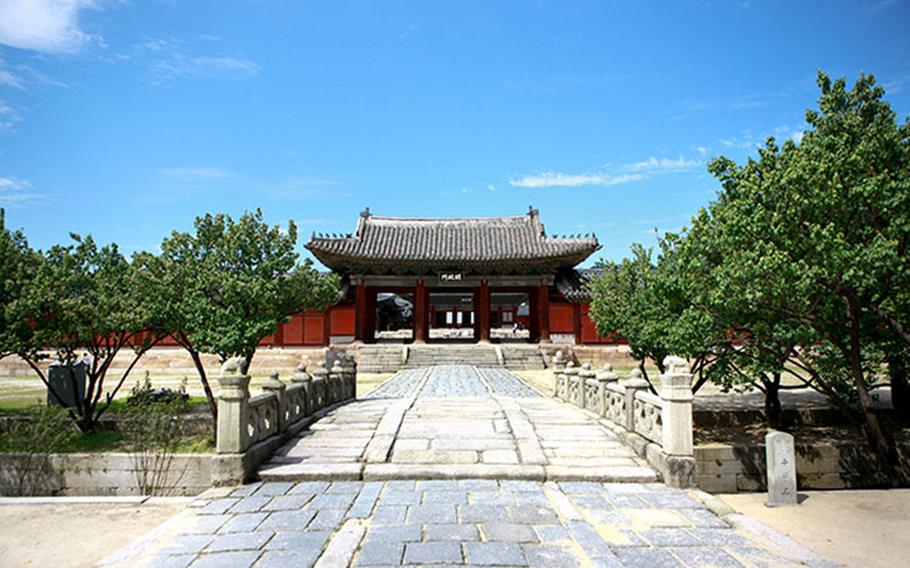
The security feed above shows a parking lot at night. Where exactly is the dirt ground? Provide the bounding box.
[0,500,188,568]
[719,489,910,568]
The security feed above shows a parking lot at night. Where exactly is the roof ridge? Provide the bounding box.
[366,214,530,222]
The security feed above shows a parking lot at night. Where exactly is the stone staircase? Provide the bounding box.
[357,345,406,373]
[404,344,501,368]
[356,343,548,372]
[501,345,547,370]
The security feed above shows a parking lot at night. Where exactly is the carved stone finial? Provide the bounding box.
[270,371,279,380]
[296,363,307,373]
[220,356,246,377]
[630,368,643,380]
[582,362,591,371]
[664,356,690,374]
[566,361,575,368]
[602,363,613,372]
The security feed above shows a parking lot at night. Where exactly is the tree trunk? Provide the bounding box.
[764,373,783,429]
[846,301,904,486]
[886,346,910,425]
[188,349,218,441]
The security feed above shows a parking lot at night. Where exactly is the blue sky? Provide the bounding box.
[1,1,908,267]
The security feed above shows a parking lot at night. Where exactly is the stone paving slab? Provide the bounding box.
[260,366,655,482]
[140,480,829,568]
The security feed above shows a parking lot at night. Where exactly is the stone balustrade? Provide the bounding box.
[213,356,356,485]
[551,356,696,487]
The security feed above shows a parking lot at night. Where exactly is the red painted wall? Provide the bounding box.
[548,303,575,334]
[329,306,356,337]
[579,303,624,344]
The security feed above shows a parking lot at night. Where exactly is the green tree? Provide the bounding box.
[706,72,909,483]
[588,245,674,385]
[9,234,161,432]
[0,209,39,362]
[588,241,726,391]
[671,205,818,427]
[135,210,338,425]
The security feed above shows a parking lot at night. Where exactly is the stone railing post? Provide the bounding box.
[216,359,251,454]
[312,361,328,411]
[551,349,567,371]
[578,362,595,409]
[341,356,357,400]
[595,363,619,417]
[564,362,579,405]
[622,369,650,433]
[291,363,312,415]
[659,356,694,456]
[554,361,568,400]
[262,371,287,433]
[330,361,345,404]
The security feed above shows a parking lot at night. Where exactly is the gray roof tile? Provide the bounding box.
[307,209,600,274]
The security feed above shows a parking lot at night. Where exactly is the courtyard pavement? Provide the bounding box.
[259,366,656,482]
[100,366,836,567]
[123,479,833,568]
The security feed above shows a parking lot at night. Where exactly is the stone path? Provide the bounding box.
[113,366,834,568]
[141,480,830,568]
[259,366,656,482]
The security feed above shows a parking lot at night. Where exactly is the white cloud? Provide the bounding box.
[624,156,698,172]
[510,172,645,188]
[150,54,260,85]
[0,0,99,54]
[161,166,234,179]
[0,101,22,130]
[0,177,29,190]
[695,146,709,156]
[0,176,45,205]
[0,59,24,89]
[720,137,758,149]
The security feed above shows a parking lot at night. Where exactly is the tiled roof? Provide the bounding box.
[307,208,600,274]
[554,268,602,303]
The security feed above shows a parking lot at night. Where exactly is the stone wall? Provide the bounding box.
[0,346,329,378]
[696,440,910,493]
[0,452,214,496]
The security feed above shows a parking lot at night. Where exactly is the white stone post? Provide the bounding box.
[312,361,328,411]
[341,356,357,400]
[216,361,251,454]
[330,361,345,404]
[766,431,798,506]
[622,369,650,433]
[262,371,287,434]
[595,363,619,417]
[551,350,567,371]
[291,363,312,415]
[564,362,579,406]
[579,362,595,410]
[659,356,694,457]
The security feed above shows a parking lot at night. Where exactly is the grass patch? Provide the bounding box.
[0,425,214,454]
[0,395,211,416]
[0,396,46,413]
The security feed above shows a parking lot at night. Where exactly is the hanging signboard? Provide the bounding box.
[438,273,464,284]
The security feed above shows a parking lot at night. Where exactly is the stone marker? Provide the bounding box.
[765,430,798,506]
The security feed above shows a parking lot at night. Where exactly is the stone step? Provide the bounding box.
[258,461,658,483]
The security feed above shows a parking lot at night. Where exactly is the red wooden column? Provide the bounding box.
[414,278,427,343]
[538,281,550,343]
[477,280,490,342]
[572,302,582,345]
[354,283,367,342]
